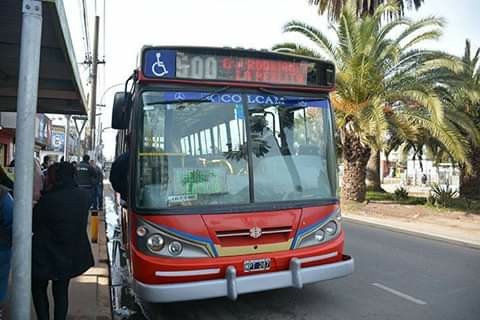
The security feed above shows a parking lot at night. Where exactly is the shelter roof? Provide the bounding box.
[0,0,87,115]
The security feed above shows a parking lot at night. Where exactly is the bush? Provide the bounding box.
[401,197,427,205]
[426,194,436,206]
[366,191,394,201]
[430,183,458,208]
[393,187,409,201]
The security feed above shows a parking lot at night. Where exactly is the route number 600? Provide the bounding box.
[177,52,218,79]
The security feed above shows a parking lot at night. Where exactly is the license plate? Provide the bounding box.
[244,258,271,272]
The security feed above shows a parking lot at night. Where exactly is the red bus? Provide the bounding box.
[111,46,353,304]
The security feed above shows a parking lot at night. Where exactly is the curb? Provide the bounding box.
[342,216,480,250]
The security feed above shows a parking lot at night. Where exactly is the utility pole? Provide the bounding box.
[88,16,101,243]
[11,1,42,319]
[88,15,100,155]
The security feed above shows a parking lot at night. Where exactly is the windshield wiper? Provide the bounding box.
[145,86,231,106]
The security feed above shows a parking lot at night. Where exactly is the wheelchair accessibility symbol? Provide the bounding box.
[174,92,186,100]
[151,52,169,77]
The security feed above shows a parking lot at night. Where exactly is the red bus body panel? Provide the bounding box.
[129,204,344,285]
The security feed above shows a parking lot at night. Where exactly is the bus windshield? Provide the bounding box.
[136,90,336,210]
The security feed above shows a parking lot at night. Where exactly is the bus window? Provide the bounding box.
[136,91,334,209]
[200,129,209,155]
[137,91,250,209]
[292,108,326,155]
[248,101,334,203]
[218,123,228,152]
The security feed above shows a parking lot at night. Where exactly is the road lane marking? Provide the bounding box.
[372,283,427,305]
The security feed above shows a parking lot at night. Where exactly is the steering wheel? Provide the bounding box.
[205,159,234,175]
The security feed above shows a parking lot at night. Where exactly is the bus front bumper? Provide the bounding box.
[133,255,354,303]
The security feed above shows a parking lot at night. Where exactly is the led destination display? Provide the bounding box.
[142,47,335,88]
[176,52,310,85]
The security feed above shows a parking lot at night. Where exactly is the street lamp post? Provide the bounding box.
[99,82,124,106]
[96,126,112,163]
[93,83,123,161]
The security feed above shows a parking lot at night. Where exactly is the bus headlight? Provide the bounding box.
[314,229,325,242]
[146,234,165,252]
[324,221,337,235]
[168,241,183,256]
[135,218,216,258]
[136,226,148,237]
[294,210,342,249]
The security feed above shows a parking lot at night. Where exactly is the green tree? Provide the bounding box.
[309,0,424,20]
[457,40,480,198]
[391,39,480,194]
[436,40,480,198]
[274,3,468,201]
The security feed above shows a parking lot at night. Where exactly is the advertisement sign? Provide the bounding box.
[35,114,52,145]
[50,129,65,152]
[172,167,227,195]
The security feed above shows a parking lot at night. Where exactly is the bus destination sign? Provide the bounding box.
[142,48,331,87]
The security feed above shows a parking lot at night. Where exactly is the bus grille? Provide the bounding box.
[215,227,293,246]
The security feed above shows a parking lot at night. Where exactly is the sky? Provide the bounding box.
[63,0,480,160]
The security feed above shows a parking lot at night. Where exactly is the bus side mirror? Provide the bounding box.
[112,92,131,129]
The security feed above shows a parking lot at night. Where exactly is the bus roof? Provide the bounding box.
[136,46,335,92]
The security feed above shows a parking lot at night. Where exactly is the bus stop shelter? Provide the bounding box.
[0,0,86,319]
[0,0,86,115]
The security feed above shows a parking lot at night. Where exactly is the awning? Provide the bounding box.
[0,0,87,115]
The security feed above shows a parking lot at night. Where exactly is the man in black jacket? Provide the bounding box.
[89,159,104,210]
[75,154,97,207]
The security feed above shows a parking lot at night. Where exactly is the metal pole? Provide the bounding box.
[11,1,42,319]
[98,119,102,159]
[88,16,100,152]
[64,115,71,161]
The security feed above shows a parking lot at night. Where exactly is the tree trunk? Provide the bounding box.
[341,131,371,202]
[460,146,480,199]
[366,149,384,192]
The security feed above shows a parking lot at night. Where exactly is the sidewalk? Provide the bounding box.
[67,210,111,319]
[342,202,480,249]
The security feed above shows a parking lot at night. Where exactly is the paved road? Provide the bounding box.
[134,222,480,320]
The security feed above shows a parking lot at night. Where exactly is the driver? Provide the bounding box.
[250,115,280,157]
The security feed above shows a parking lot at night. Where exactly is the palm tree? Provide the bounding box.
[274,3,468,202]
[437,40,480,198]
[309,0,424,20]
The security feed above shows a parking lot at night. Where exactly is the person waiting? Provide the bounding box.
[89,160,104,211]
[75,154,97,207]
[31,162,94,320]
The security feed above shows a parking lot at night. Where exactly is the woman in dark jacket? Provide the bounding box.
[32,162,94,320]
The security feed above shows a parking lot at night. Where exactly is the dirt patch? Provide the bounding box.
[341,201,480,245]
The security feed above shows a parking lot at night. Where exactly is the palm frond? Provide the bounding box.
[283,20,337,59]
[403,110,469,165]
[271,42,325,59]
[445,108,480,146]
